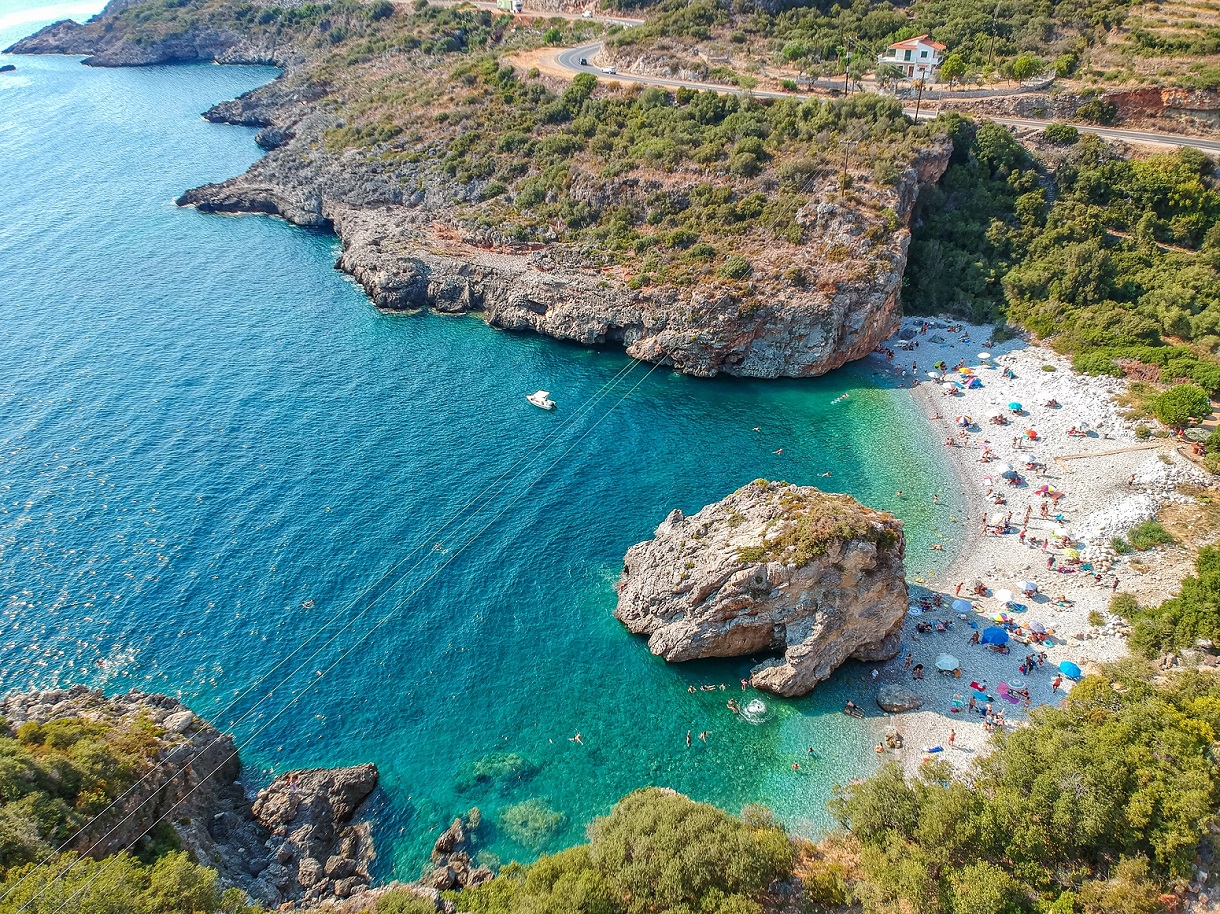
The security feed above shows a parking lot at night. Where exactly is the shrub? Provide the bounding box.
[720,255,753,279]
[1149,383,1211,429]
[1043,122,1079,145]
[1127,519,1175,550]
[1112,536,1133,554]
[1088,609,1104,626]
[376,890,439,914]
[456,789,792,913]
[1117,547,1220,653]
[1135,424,1152,440]
[1077,98,1118,124]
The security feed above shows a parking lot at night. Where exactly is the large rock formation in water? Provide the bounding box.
[0,686,379,908]
[615,481,908,696]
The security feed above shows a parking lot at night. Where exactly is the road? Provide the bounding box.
[555,42,1220,155]
[430,3,644,27]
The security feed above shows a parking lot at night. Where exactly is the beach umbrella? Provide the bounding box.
[1025,429,1038,439]
[956,415,971,427]
[978,352,991,360]
[992,612,1010,622]
[1059,660,1082,679]
[1028,620,1047,634]
[935,653,960,672]
[966,377,983,389]
[995,463,1013,476]
[952,598,973,613]
[942,382,958,392]
[1008,402,1022,411]
[958,366,973,374]
[987,408,1003,418]
[927,370,941,379]
[1019,581,1037,593]
[981,626,1009,645]
[1065,548,1081,560]
[994,589,1013,604]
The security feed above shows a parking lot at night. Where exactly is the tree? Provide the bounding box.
[939,52,967,89]
[1150,383,1211,429]
[1009,53,1044,83]
[875,63,904,92]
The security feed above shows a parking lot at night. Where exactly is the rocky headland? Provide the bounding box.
[8,0,953,378]
[1,686,379,908]
[615,480,908,696]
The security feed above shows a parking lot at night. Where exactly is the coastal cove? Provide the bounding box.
[0,5,964,882]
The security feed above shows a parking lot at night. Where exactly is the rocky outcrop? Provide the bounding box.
[0,686,379,909]
[876,684,923,713]
[615,481,908,696]
[421,813,495,892]
[4,0,293,67]
[8,0,953,377]
[251,764,379,905]
[176,136,950,378]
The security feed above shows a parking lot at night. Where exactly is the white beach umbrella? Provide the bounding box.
[936,653,960,672]
[994,589,1013,604]
[994,463,1013,476]
[978,352,991,361]
[1018,581,1037,594]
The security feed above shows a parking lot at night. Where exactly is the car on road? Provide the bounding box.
[579,57,587,65]
[601,66,617,74]
[582,8,592,16]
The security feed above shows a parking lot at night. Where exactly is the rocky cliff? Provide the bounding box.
[615,481,908,696]
[8,0,952,378]
[177,138,950,378]
[5,0,292,68]
[1,686,379,909]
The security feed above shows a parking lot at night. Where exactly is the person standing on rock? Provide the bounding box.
[686,731,691,747]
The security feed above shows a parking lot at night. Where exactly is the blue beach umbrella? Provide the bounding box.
[1008,402,1022,411]
[1059,660,1082,679]
[981,626,1009,646]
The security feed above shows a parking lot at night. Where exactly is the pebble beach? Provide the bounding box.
[868,318,1209,775]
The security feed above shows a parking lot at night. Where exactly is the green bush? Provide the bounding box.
[1112,536,1133,554]
[455,789,792,914]
[376,890,442,914]
[720,255,753,279]
[1135,424,1152,440]
[1150,384,1211,429]
[831,666,1220,910]
[1043,122,1079,145]
[1116,547,1220,654]
[1127,519,1175,550]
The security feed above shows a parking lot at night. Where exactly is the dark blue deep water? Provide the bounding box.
[0,3,961,879]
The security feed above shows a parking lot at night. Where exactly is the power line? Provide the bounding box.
[1,355,644,904]
[37,360,662,914]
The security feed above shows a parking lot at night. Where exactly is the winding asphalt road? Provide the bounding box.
[555,42,1220,155]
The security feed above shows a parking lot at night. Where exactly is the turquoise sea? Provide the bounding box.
[0,3,963,879]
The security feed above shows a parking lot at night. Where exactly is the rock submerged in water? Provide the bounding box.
[615,480,908,697]
[876,684,923,713]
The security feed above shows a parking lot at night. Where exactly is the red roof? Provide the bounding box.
[888,34,947,51]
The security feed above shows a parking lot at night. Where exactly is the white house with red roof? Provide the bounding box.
[877,34,946,81]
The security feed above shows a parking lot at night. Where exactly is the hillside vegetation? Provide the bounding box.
[905,116,1220,392]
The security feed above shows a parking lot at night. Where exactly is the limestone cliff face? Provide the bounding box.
[615,481,908,696]
[0,686,379,909]
[177,137,949,378]
[9,0,952,377]
[5,0,293,66]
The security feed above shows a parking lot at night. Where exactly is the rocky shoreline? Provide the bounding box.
[8,1,952,379]
[2,686,381,908]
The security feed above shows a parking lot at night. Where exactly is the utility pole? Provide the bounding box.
[987,0,1001,69]
[913,78,925,122]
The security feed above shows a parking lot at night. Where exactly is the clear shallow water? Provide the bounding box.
[0,7,962,880]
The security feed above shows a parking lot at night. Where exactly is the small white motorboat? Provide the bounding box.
[526,390,556,411]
